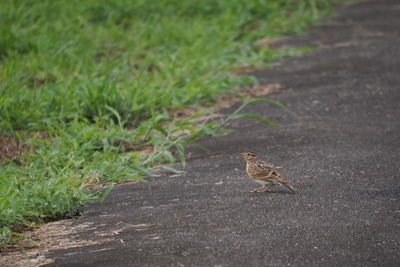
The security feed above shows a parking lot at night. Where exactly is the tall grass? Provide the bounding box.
[0,0,353,248]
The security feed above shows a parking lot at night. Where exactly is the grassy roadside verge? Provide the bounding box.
[0,0,353,249]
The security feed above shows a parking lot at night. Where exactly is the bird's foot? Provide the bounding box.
[259,188,272,193]
[251,187,268,193]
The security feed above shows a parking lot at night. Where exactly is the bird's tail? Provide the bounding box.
[285,184,297,193]
[281,180,297,193]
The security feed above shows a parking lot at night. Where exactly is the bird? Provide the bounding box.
[241,151,297,193]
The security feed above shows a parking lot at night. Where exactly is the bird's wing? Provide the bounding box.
[252,163,289,183]
[250,163,274,178]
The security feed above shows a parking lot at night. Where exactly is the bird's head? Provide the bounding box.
[241,151,257,161]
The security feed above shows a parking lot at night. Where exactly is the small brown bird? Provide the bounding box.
[241,151,297,193]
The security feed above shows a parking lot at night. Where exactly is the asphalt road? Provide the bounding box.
[44,0,400,266]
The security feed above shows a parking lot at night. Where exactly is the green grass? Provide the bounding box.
[0,0,353,248]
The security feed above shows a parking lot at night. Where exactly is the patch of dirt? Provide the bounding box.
[0,219,113,267]
[0,218,156,267]
[232,66,266,74]
[218,83,281,109]
[166,83,281,138]
[169,83,281,122]
[0,136,30,164]
[255,36,292,50]
[0,132,49,164]
[27,76,55,90]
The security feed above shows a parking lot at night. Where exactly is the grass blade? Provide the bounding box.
[160,165,186,174]
[230,113,277,126]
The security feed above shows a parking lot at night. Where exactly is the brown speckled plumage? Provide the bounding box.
[241,151,297,193]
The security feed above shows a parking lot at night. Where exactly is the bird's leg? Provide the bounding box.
[259,184,274,193]
[250,186,265,193]
[251,184,274,193]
